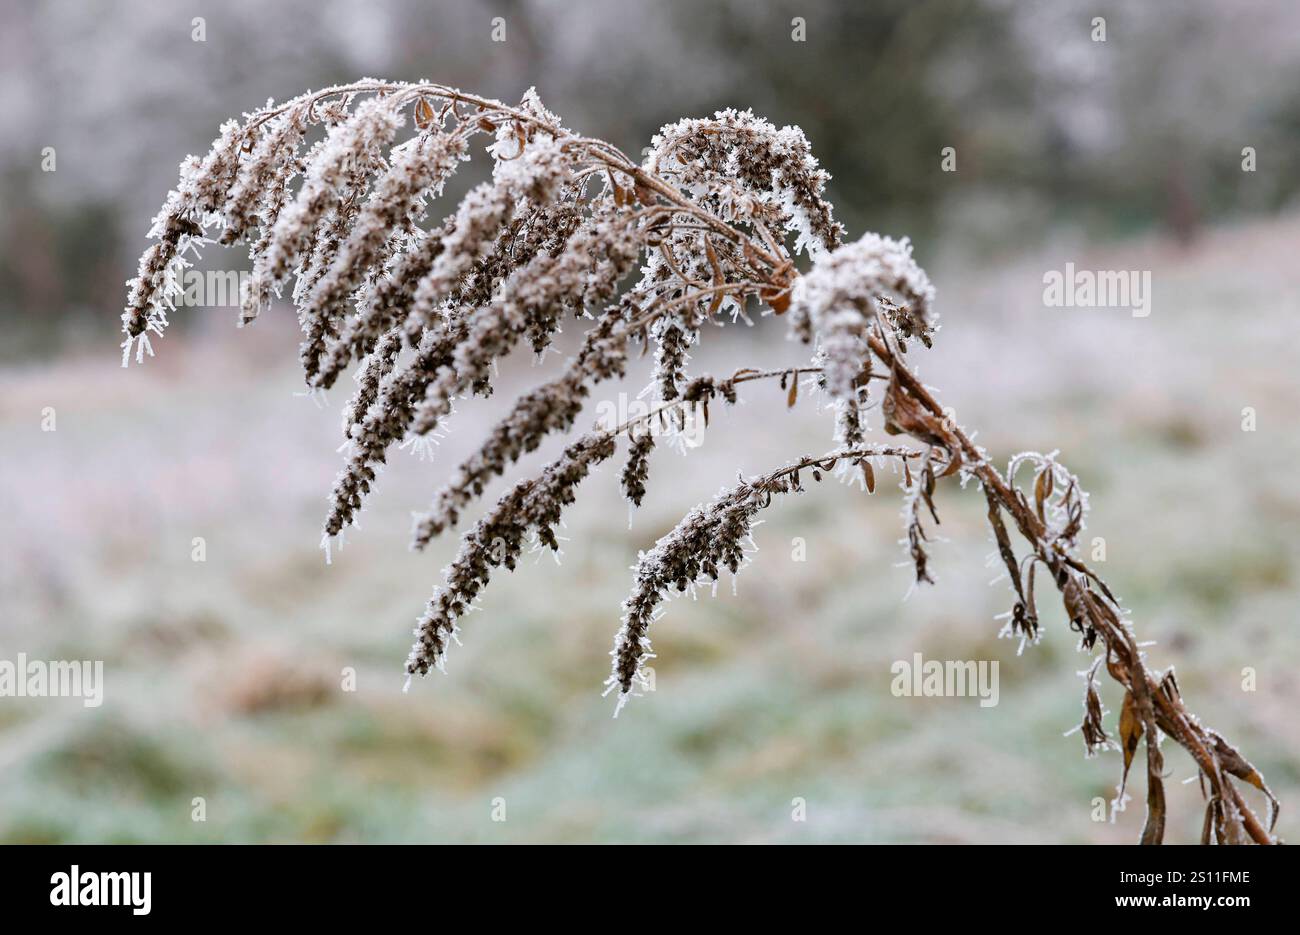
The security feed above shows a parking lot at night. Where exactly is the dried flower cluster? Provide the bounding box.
[609,445,918,711]
[127,80,1277,844]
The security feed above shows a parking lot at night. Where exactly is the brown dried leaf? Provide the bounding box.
[1141,770,1167,845]
[705,238,722,284]
[1080,660,1109,753]
[608,171,629,207]
[1202,799,1217,845]
[762,287,791,314]
[920,464,940,525]
[882,372,947,447]
[1118,689,1144,799]
[1211,732,1280,831]
[1159,669,1181,704]
[984,489,1028,613]
[1034,468,1048,523]
[414,97,435,130]
[937,449,962,478]
[1025,560,1039,627]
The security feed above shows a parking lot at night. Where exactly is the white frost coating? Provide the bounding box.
[645,108,843,258]
[248,98,405,323]
[122,120,245,354]
[791,233,936,400]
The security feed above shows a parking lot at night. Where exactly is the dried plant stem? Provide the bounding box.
[609,444,922,707]
[249,82,781,266]
[865,331,1278,845]
[607,366,823,437]
[126,78,1277,844]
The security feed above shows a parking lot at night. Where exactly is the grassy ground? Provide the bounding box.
[1,215,1296,843]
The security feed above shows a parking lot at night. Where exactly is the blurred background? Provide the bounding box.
[1,0,1297,843]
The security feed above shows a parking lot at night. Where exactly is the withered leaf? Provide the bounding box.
[1202,798,1219,846]
[862,460,876,493]
[1141,771,1167,845]
[705,238,722,284]
[1025,560,1038,625]
[1118,689,1144,798]
[762,287,791,314]
[1159,669,1180,704]
[881,371,947,447]
[1211,732,1280,831]
[1034,468,1049,523]
[1080,660,1109,752]
[607,171,628,207]
[414,97,435,129]
[919,464,940,524]
[984,488,1026,607]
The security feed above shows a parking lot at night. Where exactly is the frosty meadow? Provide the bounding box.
[125,79,1278,844]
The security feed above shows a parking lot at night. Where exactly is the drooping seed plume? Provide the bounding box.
[125,79,1279,845]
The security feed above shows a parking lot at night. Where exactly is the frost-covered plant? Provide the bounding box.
[126,80,1278,845]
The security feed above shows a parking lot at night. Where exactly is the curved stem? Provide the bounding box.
[606,366,826,438]
[865,329,1275,845]
[241,81,783,275]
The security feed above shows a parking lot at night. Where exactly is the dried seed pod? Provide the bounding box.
[621,432,656,507]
